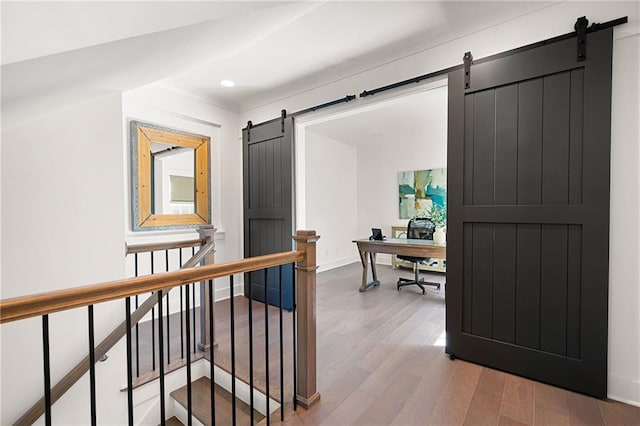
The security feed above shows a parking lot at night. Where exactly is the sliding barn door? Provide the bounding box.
[242,116,294,310]
[446,28,613,397]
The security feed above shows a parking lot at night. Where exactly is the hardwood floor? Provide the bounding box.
[139,262,639,425]
[271,262,639,426]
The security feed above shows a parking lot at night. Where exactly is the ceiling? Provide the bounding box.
[2,1,555,115]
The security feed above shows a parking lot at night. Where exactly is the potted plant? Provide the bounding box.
[426,202,447,244]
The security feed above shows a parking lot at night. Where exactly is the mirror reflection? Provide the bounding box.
[151,142,195,215]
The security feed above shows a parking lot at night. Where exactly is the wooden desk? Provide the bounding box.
[352,238,446,292]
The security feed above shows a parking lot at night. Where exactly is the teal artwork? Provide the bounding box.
[398,168,447,219]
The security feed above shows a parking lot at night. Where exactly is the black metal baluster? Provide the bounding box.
[157,291,166,425]
[264,269,270,425]
[134,253,140,378]
[88,305,97,426]
[209,279,215,426]
[279,266,284,421]
[230,276,237,426]
[125,298,134,425]
[180,249,184,360]
[192,282,196,354]
[249,272,255,424]
[292,264,297,411]
[192,247,196,355]
[42,315,52,426]
[165,249,170,365]
[151,251,156,371]
[185,284,193,426]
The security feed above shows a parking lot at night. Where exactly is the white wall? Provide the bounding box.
[241,1,640,406]
[304,131,358,271]
[1,93,127,424]
[356,86,447,266]
[0,82,246,423]
[608,33,640,406]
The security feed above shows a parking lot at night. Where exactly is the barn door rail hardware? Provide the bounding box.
[243,95,356,131]
[292,95,356,117]
[359,64,460,98]
[359,16,627,98]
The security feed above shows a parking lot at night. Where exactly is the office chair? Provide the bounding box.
[397,217,442,294]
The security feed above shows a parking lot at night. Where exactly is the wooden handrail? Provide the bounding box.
[12,238,216,426]
[0,250,304,324]
[6,229,320,425]
[125,238,206,254]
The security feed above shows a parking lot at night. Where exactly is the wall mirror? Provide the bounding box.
[131,121,210,231]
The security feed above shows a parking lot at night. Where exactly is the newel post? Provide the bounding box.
[293,230,321,408]
[198,225,217,351]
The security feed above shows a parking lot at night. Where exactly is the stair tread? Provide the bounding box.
[163,416,185,426]
[208,349,291,403]
[170,377,265,426]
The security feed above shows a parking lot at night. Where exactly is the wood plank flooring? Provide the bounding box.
[269,262,640,426]
[139,262,638,425]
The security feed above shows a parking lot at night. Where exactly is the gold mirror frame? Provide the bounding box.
[131,121,210,230]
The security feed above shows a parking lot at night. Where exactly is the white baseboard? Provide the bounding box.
[215,283,245,301]
[608,373,640,407]
[317,254,394,272]
[317,256,359,272]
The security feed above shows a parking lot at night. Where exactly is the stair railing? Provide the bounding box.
[125,225,216,386]
[7,227,216,426]
[0,230,320,426]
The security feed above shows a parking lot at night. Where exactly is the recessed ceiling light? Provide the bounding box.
[220,79,235,87]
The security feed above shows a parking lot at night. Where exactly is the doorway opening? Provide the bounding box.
[295,79,448,277]
[294,79,449,343]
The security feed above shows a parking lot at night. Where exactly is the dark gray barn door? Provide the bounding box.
[243,116,294,309]
[446,28,613,397]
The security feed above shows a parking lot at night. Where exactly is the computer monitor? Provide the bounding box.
[370,228,384,240]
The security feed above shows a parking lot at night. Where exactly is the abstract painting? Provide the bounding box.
[398,168,447,219]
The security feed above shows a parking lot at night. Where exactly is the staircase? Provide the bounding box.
[171,377,265,425]
[0,230,320,425]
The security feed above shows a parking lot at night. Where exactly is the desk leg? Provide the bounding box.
[358,250,381,292]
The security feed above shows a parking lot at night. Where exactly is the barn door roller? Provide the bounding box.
[281,109,287,133]
[246,120,253,142]
[463,52,473,89]
[575,16,588,61]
